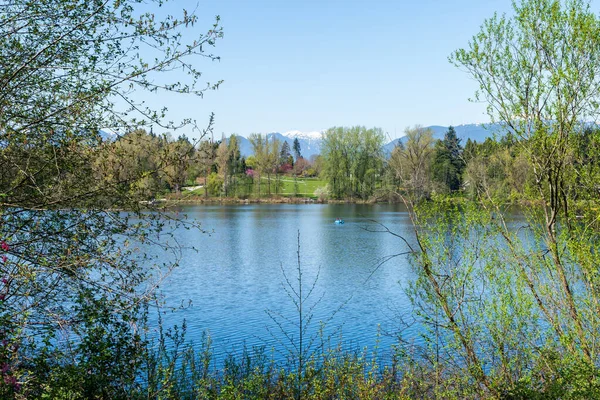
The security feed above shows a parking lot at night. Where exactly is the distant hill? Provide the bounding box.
[382,123,504,155]
[235,124,503,158]
[99,129,118,141]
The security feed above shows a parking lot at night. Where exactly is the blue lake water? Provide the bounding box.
[149,203,422,364]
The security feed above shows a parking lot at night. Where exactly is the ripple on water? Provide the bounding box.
[148,204,420,365]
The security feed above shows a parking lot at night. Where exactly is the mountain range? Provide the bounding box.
[236,123,505,158]
[101,123,506,158]
[234,131,323,159]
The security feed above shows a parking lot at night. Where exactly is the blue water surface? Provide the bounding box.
[146,203,421,364]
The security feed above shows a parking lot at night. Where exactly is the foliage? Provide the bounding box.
[313,185,330,202]
[196,140,218,197]
[154,125,600,204]
[0,0,221,396]
[388,125,435,200]
[293,138,302,160]
[209,135,244,197]
[164,135,196,194]
[248,134,267,196]
[291,157,309,177]
[280,141,292,167]
[207,172,224,196]
[463,139,534,201]
[431,126,465,192]
[321,126,385,199]
[393,0,600,397]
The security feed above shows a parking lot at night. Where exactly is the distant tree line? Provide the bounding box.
[386,124,600,203]
[91,130,324,200]
[93,123,600,204]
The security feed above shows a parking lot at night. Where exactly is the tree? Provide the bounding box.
[399,0,600,396]
[164,135,195,194]
[197,139,217,198]
[249,133,267,197]
[463,138,477,163]
[215,139,229,196]
[266,137,281,195]
[309,154,323,176]
[431,126,465,192]
[321,126,385,199]
[294,157,311,176]
[451,0,600,346]
[95,129,167,200]
[451,0,600,217]
[0,0,222,396]
[293,137,302,160]
[573,126,600,200]
[388,125,435,200]
[227,135,242,196]
[280,141,292,166]
[461,136,533,201]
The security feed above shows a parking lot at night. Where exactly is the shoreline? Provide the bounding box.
[159,195,378,205]
[150,194,556,209]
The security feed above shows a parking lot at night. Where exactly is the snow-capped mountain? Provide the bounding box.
[283,130,324,141]
[236,131,324,159]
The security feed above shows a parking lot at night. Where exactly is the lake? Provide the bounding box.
[149,203,422,364]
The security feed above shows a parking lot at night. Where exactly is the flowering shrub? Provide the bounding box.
[279,163,293,173]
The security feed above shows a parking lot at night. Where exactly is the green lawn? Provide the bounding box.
[272,176,327,197]
[178,177,328,199]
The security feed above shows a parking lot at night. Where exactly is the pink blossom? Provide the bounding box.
[279,163,293,173]
[0,241,8,252]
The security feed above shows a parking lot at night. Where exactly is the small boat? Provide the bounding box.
[334,219,344,224]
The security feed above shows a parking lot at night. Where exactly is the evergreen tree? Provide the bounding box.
[280,141,292,165]
[431,126,465,191]
[293,137,302,160]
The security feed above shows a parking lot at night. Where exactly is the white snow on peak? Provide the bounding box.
[283,130,324,140]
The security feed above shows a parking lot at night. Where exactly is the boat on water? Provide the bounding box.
[334,219,344,224]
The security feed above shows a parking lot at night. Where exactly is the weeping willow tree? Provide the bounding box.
[321,126,385,199]
[0,0,221,397]
[400,0,600,397]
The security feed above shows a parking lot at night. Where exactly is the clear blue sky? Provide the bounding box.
[147,0,566,140]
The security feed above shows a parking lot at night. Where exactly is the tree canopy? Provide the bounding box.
[451,0,600,219]
[0,0,222,396]
[431,126,465,191]
[321,126,385,199]
[401,0,600,396]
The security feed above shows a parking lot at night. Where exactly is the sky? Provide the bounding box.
[146,0,526,140]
